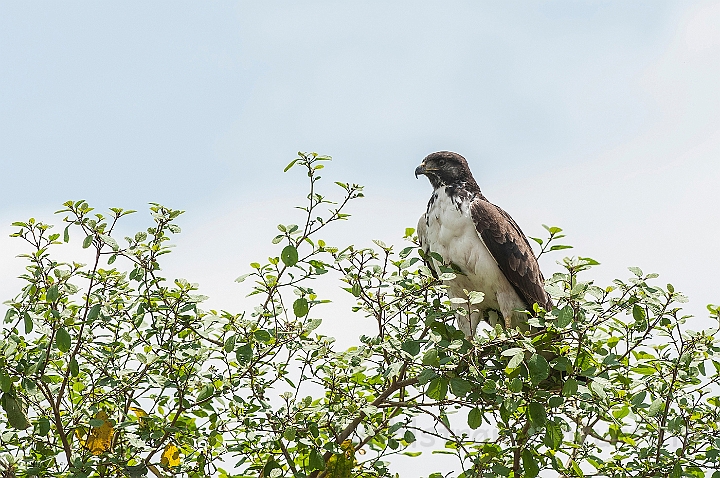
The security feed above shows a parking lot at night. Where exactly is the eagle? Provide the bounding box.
[415,151,551,337]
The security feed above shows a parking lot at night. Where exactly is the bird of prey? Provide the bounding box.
[415,151,551,337]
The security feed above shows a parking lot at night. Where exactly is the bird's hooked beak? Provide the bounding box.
[414,163,427,179]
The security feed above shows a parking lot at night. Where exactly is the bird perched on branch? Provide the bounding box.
[415,151,551,337]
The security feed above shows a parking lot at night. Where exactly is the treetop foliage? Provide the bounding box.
[1,152,719,478]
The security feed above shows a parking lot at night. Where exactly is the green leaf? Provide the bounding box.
[56,327,71,353]
[579,256,600,265]
[429,251,444,263]
[63,225,70,242]
[481,379,497,394]
[449,377,472,397]
[557,305,573,328]
[631,391,646,407]
[612,405,629,420]
[544,421,563,449]
[632,366,657,375]
[293,298,309,317]
[628,266,643,277]
[570,459,584,477]
[507,351,524,370]
[37,416,51,436]
[87,304,101,321]
[501,347,524,357]
[283,159,299,172]
[528,402,546,426]
[551,356,572,372]
[305,318,322,332]
[467,407,483,429]
[197,384,215,402]
[527,354,549,383]
[401,340,421,356]
[283,427,296,441]
[1,393,30,430]
[416,368,438,385]
[0,370,11,393]
[308,448,325,471]
[69,358,79,377]
[468,291,484,304]
[522,450,540,478]
[632,304,646,323]
[648,397,665,417]
[46,285,59,302]
[82,235,93,249]
[224,335,237,353]
[235,273,251,283]
[235,344,253,364]
[562,378,578,397]
[23,312,33,334]
[4,308,17,324]
[262,461,281,478]
[426,377,448,400]
[100,234,119,250]
[422,349,439,366]
[548,396,564,408]
[590,379,608,399]
[254,329,273,343]
[543,224,562,234]
[281,245,298,267]
[492,464,511,476]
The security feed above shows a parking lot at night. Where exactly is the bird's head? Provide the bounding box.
[415,151,477,189]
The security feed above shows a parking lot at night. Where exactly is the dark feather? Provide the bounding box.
[470,198,552,310]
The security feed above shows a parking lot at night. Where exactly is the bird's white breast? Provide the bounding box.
[418,187,524,318]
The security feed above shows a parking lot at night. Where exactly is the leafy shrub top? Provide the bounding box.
[1,153,719,478]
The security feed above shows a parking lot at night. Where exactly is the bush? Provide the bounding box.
[1,153,719,478]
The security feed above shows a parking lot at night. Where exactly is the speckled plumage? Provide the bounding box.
[415,151,551,336]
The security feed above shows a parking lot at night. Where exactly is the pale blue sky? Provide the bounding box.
[2,2,719,327]
[1,1,680,209]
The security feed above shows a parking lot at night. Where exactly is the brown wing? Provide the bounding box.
[470,198,552,310]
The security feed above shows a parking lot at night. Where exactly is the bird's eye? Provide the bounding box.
[438,159,446,167]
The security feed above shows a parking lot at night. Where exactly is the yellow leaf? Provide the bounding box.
[340,439,354,454]
[84,411,114,455]
[75,426,87,444]
[130,407,149,428]
[325,440,355,478]
[161,443,180,468]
